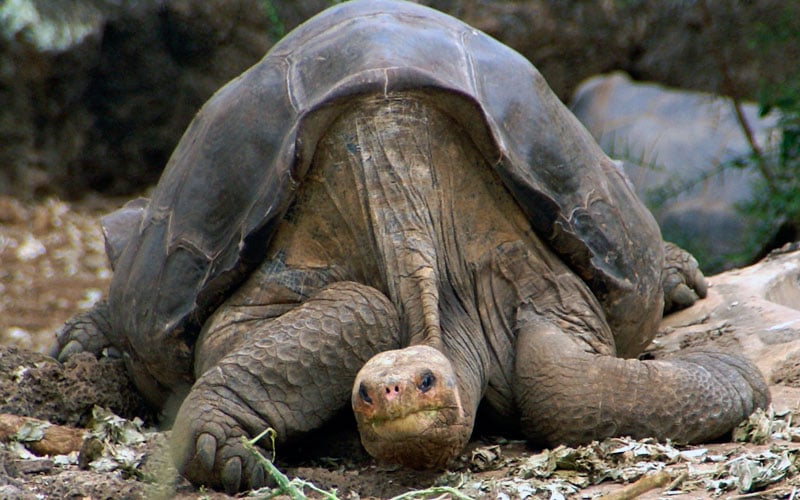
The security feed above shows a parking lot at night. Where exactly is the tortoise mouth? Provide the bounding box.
[363,408,443,438]
[357,405,471,469]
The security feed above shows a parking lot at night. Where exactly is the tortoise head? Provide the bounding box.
[351,345,470,469]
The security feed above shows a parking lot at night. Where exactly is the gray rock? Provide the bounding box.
[659,244,800,391]
[570,72,780,272]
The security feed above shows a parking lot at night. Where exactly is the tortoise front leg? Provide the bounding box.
[51,300,116,360]
[513,308,770,446]
[170,281,402,493]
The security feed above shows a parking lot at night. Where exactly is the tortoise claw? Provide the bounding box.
[56,340,86,362]
[246,458,266,490]
[170,368,273,493]
[221,456,242,494]
[50,300,114,360]
[196,432,217,473]
[662,242,708,313]
[669,283,700,310]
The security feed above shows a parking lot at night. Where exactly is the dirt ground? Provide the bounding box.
[0,195,117,352]
[2,195,800,499]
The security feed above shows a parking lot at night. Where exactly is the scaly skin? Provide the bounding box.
[51,300,115,361]
[171,282,402,492]
[50,2,769,491]
[516,327,769,445]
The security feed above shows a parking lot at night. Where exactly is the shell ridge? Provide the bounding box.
[284,55,300,114]
[458,27,508,163]
[460,29,479,101]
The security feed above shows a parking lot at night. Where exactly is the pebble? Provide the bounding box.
[16,234,46,261]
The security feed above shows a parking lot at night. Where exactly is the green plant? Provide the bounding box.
[259,1,345,40]
[258,0,286,39]
[681,0,800,266]
[243,428,476,499]
[730,6,800,261]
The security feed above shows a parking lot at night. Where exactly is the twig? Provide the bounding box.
[244,431,339,500]
[251,427,278,462]
[665,469,689,493]
[728,485,795,499]
[243,433,306,500]
[0,413,86,456]
[597,470,672,500]
[242,429,474,500]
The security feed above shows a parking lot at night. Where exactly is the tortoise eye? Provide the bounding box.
[419,371,435,393]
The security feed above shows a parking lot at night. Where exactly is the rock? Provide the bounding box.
[657,245,800,400]
[570,72,781,272]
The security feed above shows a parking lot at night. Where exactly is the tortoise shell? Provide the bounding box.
[107,0,662,390]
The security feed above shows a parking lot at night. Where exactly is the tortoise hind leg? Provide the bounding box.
[513,306,769,446]
[170,281,402,493]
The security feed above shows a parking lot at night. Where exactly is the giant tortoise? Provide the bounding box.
[54,0,769,493]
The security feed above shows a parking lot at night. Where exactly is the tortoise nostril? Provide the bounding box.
[358,383,372,404]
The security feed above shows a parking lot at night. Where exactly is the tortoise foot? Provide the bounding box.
[50,300,119,361]
[170,368,270,493]
[515,317,769,445]
[676,350,771,415]
[196,431,268,493]
[662,242,708,313]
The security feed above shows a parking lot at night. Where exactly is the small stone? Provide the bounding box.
[16,234,46,261]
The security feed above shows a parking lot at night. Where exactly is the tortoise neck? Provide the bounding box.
[319,93,491,417]
[439,285,489,426]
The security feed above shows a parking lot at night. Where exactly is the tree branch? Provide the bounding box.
[0,413,86,456]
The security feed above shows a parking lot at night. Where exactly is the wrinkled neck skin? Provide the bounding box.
[353,191,491,467]
[438,286,489,437]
